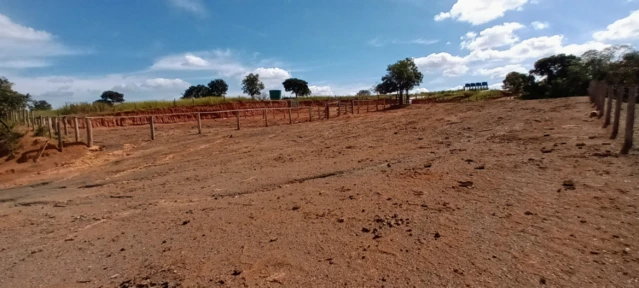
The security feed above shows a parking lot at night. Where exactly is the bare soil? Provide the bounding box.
[1,97,638,288]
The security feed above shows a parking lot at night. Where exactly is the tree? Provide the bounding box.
[207,79,228,97]
[375,77,398,95]
[282,78,311,98]
[380,58,423,105]
[242,73,265,99]
[502,72,529,95]
[31,100,52,111]
[0,77,30,130]
[182,85,211,99]
[99,90,125,104]
[357,90,372,96]
[530,54,588,98]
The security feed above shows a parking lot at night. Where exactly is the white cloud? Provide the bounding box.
[461,22,525,51]
[251,67,292,90]
[411,87,430,94]
[150,50,249,77]
[434,0,529,25]
[10,75,192,106]
[414,53,469,77]
[531,21,549,30]
[593,10,639,41]
[489,83,503,90]
[466,35,564,63]
[558,41,610,57]
[474,64,528,78]
[168,0,206,16]
[309,85,334,96]
[0,13,78,68]
[370,37,439,47]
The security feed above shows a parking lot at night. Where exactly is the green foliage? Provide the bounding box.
[242,73,265,98]
[501,46,638,100]
[99,90,125,104]
[182,85,211,99]
[0,77,30,117]
[31,100,53,111]
[380,58,423,104]
[502,72,530,95]
[34,125,49,137]
[207,79,228,97]
[0,125,23,157]
[282,78,311,97]
[357,90,372,96]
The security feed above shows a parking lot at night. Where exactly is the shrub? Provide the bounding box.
[0,128,23,158]
[34,126,49,137]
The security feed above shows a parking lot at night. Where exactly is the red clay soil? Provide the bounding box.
[0,97,638,288]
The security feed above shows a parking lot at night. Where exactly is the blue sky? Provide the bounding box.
[1,0,638,106]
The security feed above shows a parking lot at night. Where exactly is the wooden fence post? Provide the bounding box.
[47,117,53,138]
[264,110,268,127]
[376,100,379,111]
[597,83,605,119]
[236,111,240,130]
[357,101,360,114]
[611,86,623,139]
[197,113,202,134]
[288,108,292,124]
[325,102,330,120]
[604,85,613,128]
[63,117,68,136]
[308,106,312,122]
[74,117,80,143]
[621,85,637,155]
[149,116,155,140]
[57,118,63,152]
[351,100,355,114]
[86,118,93,147]
[383,99,387,109]
[30,111,35,131]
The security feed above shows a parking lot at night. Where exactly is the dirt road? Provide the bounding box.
[1,97,638,287]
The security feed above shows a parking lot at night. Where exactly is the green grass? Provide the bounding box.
[35,95,391,117]
[33,91,501,117]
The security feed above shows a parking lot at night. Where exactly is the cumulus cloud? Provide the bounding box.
[309,85,334,96]
[150,50,250,77]
[434,0,529,25]
[411,87,430,94]
[593,10,639,41]
[10,75,191,106]
[251,67,292,90]
[531,21,549,30]
[0,13,79,68]
[461,22,525,51]
[414,53,469,77]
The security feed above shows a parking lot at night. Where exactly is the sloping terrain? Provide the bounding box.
[0,97,638,287]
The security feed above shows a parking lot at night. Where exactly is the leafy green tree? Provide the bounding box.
[502,72,529,95]
[99,90,125,104]
[207,79,228,97]
[380,58,423,104]
[282,78,311,98]
[357,90,372,96]
[182,85,211,99]
[375,77,398,95]
[31,100,53,111]
[0,77,29,120]
[242,73,265,99]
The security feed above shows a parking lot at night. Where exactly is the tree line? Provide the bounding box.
[181,75,314,99]
[502,45,639,99]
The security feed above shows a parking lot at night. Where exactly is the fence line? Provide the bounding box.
[588,81,637,155]
[1,99,392,149]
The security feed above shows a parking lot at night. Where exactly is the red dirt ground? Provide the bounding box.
[0,97,638,288]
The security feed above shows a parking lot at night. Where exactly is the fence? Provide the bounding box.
[588,81,637,155]
[2,99,392,152]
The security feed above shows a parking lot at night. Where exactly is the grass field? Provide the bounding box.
[33,90,503,117]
